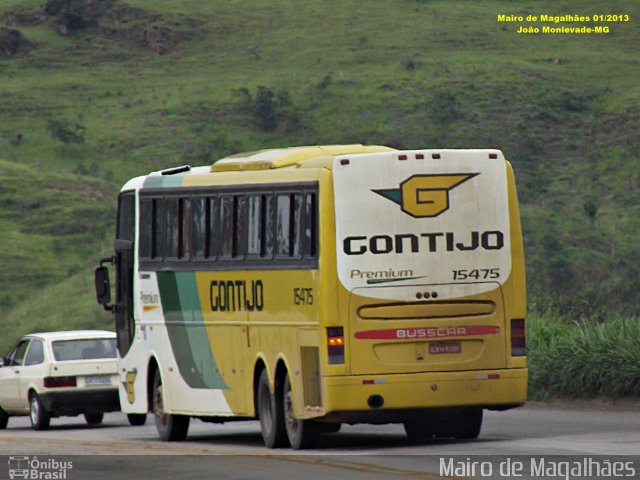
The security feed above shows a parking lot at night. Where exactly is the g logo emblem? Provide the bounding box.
[374,173,479,218]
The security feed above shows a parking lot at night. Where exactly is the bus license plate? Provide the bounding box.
[429,342,461,354]
[85,375,111,385]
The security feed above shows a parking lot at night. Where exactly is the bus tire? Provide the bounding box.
[434,408,483,440]
[29,394,50,431]
[257,369,287,448]
[283,373,319,450]
[403,416,435,442]
[452,408,483,440]
[84,413,104,425]
[127,413,147,426]
[316,422,341,433]
[0,406,8,429]
[153,370,189,441]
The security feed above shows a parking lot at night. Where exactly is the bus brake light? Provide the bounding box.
[327,327,345,364]
[510,319,526,356]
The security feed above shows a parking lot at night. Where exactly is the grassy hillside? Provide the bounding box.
[0,0,639,353]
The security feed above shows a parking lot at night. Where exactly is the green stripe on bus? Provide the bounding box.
[157,271,228,390]
[174,271,228,390]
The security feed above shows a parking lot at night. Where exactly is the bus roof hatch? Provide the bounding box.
[211,144,393,172]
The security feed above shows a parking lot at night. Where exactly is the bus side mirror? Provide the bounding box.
[95,265,113,311]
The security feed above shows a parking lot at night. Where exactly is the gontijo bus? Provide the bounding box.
[95,144,527,449]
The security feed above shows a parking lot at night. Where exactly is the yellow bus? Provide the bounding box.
[95,144,527,449]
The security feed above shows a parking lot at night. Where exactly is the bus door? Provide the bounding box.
[114,191,136,358]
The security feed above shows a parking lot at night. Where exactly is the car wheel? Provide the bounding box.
[153,370,189,441]
[84,413,104,425]
[0,405,8,429]
[29,394,50,431]
[127,413,147,426]
[257,369,287,448]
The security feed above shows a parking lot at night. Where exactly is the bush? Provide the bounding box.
[44,0,86,31]
[426,91,460,124]
[527,315,640,399]
[47,118,85,145]
[233,86,301,133]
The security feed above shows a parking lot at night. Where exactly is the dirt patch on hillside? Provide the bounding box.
[110,3,149,24]
[0,28,34,58]
[1,1,199,57]
[1,6,47,27]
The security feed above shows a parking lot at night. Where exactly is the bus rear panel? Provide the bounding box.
[323,149,526,423]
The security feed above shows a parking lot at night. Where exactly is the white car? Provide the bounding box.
[0,330,120,430]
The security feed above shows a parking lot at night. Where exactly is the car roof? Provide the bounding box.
[24,330,116,341]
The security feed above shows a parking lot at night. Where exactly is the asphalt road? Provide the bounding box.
[0,402,638,479]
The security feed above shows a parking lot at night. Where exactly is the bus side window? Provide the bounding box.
[220,195,235,258]
[234,195,247,258]
[262,193,274,258]
[276,194,291,256]
[165,197,179,259]
[304,192,317,259]
[192,196,207,259]
[180,197,191,259]
[291,193,303,257]
[139,198,153,259]
[207,196,218,260]
[247,195,261,256]
[248,193,274,259]
[153,198,165,259]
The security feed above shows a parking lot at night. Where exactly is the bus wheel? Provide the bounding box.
[127,413,147,426]
[316,422,341,433]
[257,369,287,448]
[403,416,435,442]
[153,370,189,441]
[0,406,8,429]
[84,413,104,425]
[283,373,319,449]
[29,394,50,431]
[435,408,483,440]
[451,408,483,439]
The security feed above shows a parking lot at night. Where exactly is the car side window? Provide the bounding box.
[24,340,45,366]
[8,340,30,367]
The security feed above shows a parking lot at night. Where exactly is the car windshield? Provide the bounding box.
[51,338,117,361]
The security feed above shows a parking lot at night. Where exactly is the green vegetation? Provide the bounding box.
[0,0,638,398]
[0,156,115,352]
[528,315,640,399]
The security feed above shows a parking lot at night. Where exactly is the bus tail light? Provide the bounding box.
[44,376,77,388]
[327,327,345,364]
[510,319,526,356]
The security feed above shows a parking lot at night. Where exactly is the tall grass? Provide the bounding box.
[527,314,640,399]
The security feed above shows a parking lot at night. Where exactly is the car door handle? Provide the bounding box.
[13,370,20,374]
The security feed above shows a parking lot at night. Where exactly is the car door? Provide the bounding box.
[0,339,31,411]
[18,339,47,411]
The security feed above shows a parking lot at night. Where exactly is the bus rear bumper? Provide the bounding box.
[320,368,527,418]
